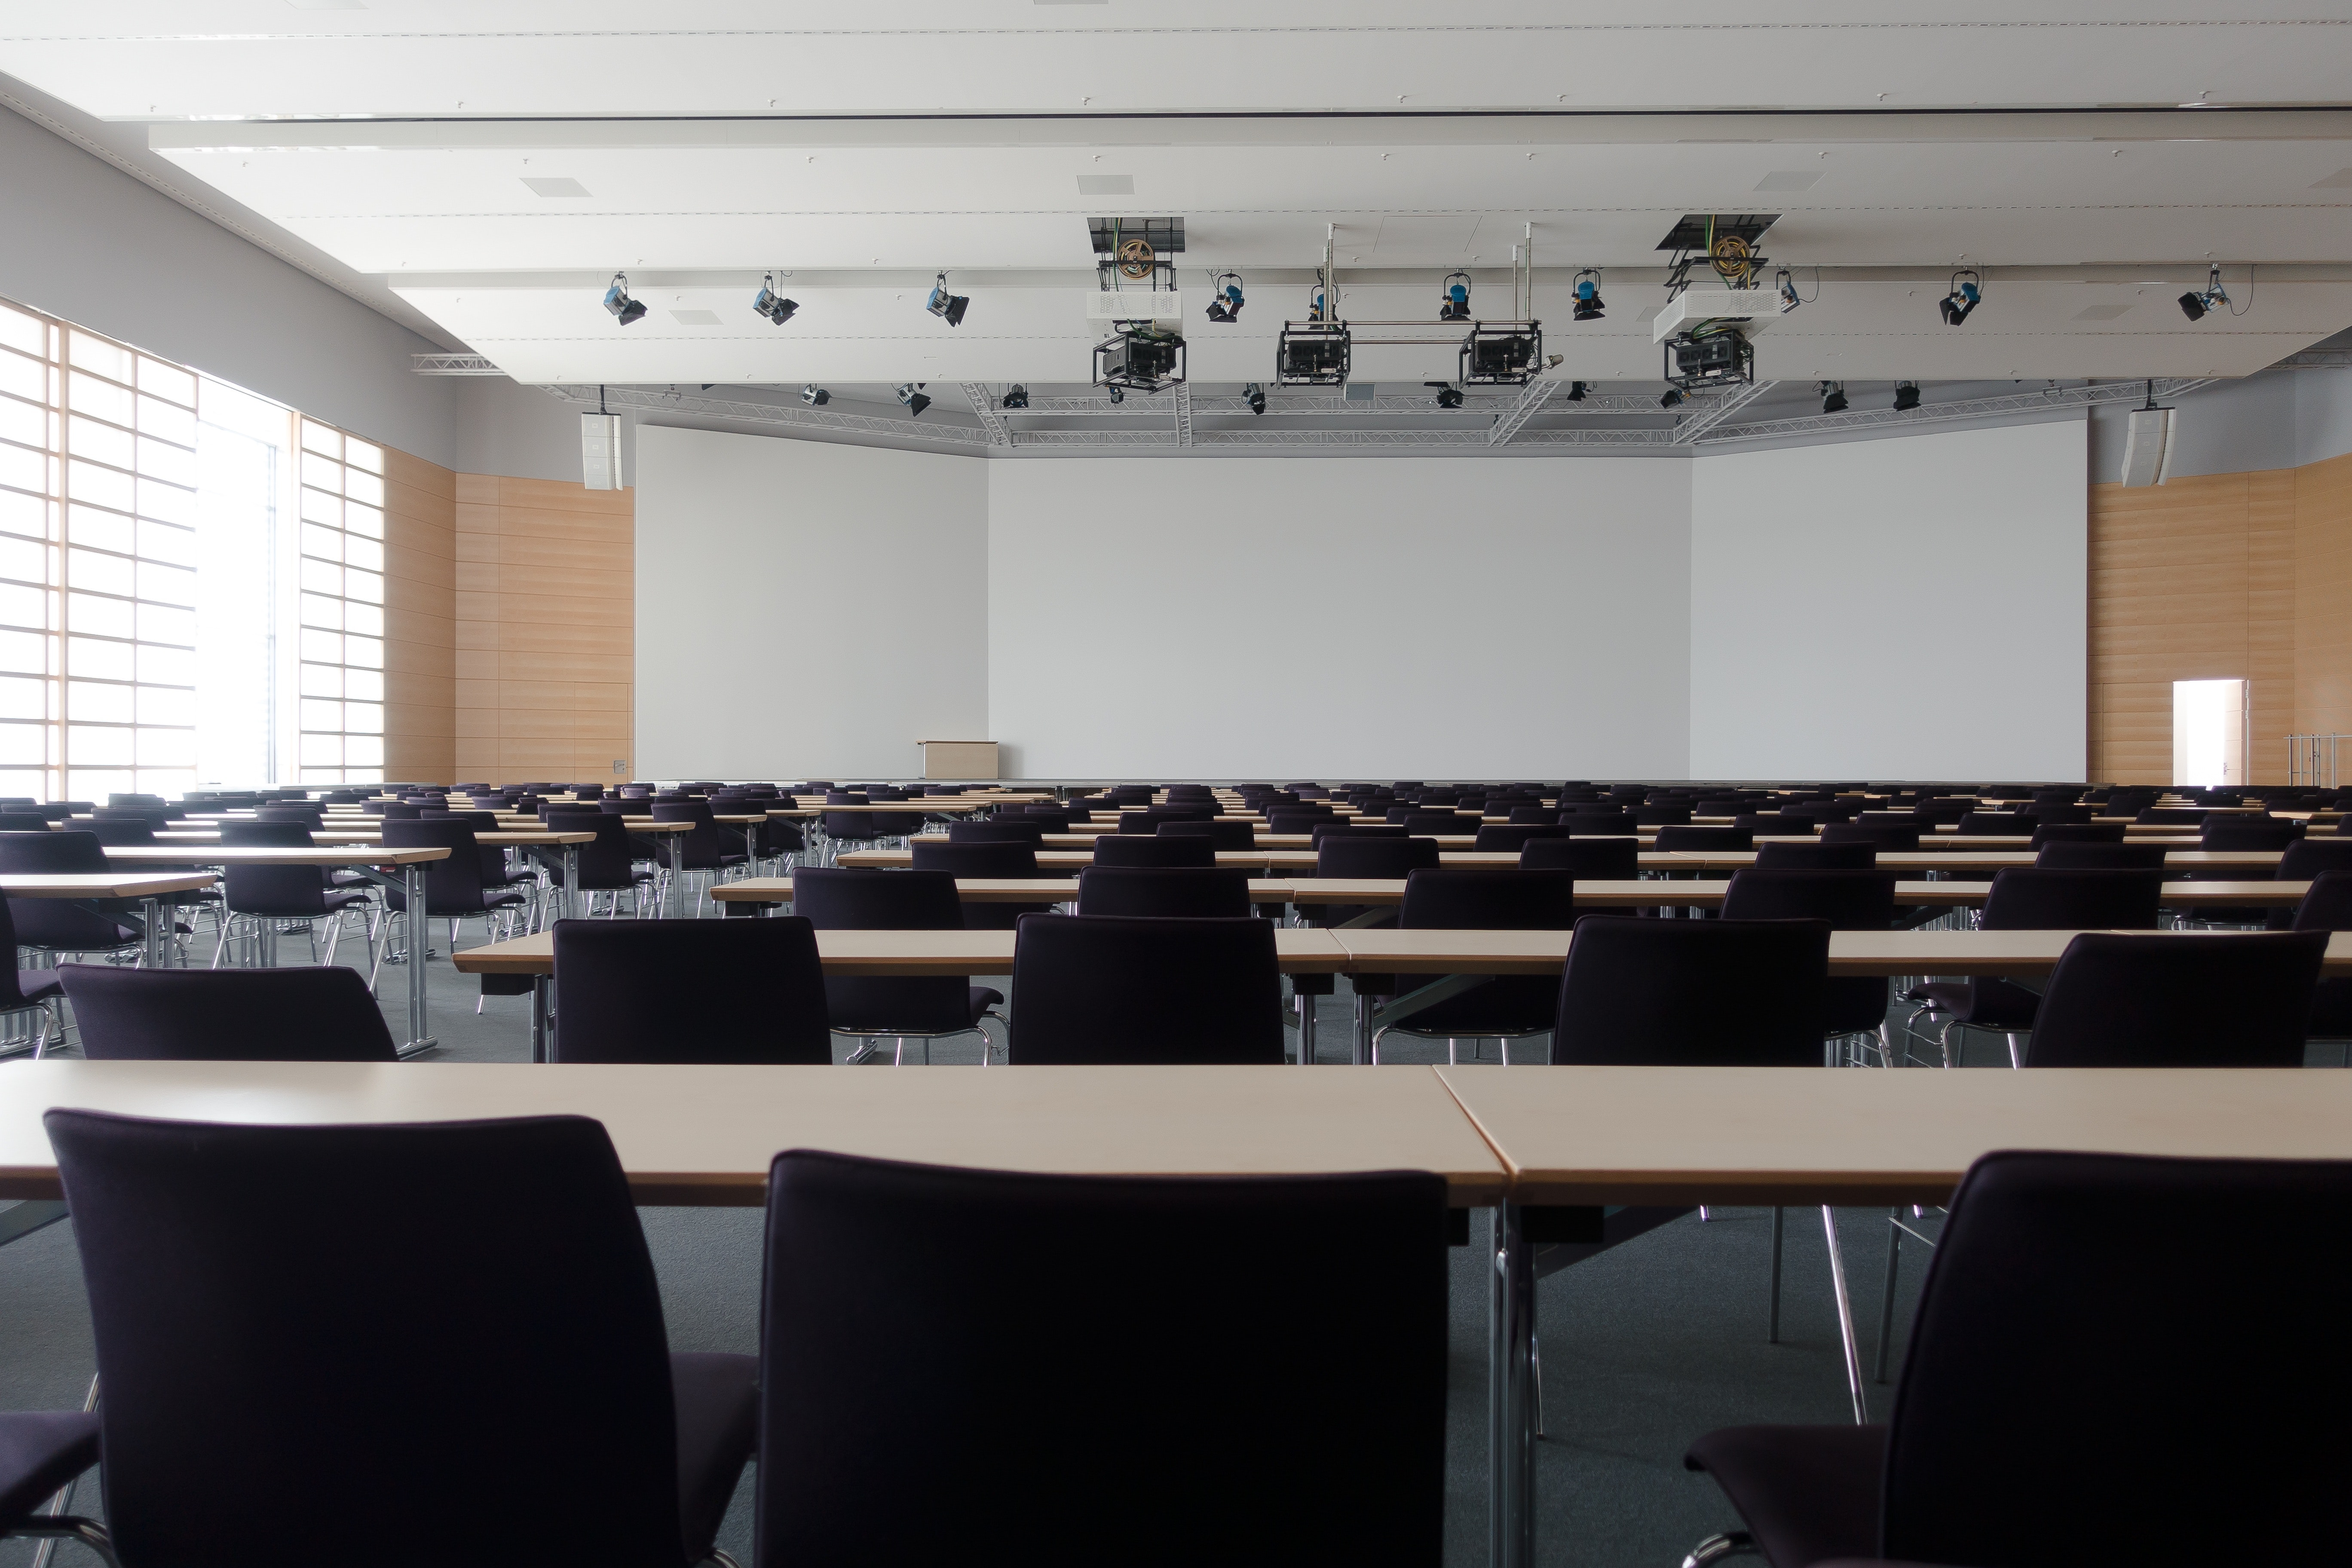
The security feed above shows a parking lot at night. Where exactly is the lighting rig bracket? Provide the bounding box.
[1655,214,1778,392]
[1093,325,1187,395]
[1088,216,1188,392]
[1276,224,1353,386]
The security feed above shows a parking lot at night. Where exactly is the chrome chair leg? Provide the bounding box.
[1821,1206,1868,1424]
[1873,1207,1903,1383]
[1681,1530,1757,1567]
[1768,1205,1784,1343]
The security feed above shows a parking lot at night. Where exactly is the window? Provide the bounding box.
[0,292,390,796]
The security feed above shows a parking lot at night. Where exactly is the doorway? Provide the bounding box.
[2172,678,2248,788]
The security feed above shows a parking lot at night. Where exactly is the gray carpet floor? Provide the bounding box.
[0,925,2021,1568]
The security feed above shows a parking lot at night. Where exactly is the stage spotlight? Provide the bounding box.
[1275,321,1351,386]
[1563,380,1587,402]
[799,384,830,406]
[1571,269,1605,322]
[1204,272,1245,324]
[925,272,969,327]
[601,272,646,326]
[1107,385,1125,405]
[1243,382,1267,415]
[1660,387,1685,409]
[1819,380,1847,414]
[1893,380,1922,411]
[999,384,1029,410]
[895,383,932,418]
[1439,271,1472,322]
[1429,382,1465,409]
[753,273,799,325]
[1776,269,1802,315]
[1939,269,1981,326]
[2179,262,2230,322]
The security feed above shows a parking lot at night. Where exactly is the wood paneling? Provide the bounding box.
[2090,457,2352,786]
[453,475,634,785]
[380,449,456,784]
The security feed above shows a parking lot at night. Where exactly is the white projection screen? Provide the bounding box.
[1688,419,2088,781]
[987,456,1692,779]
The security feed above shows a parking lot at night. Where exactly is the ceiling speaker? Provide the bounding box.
[581,413,622,491]
[2119,406,2174,488]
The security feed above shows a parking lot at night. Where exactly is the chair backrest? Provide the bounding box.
[2027,822,2128,847]
[1091,835,1216,869]
[1397,868,1576,931]
[2033,841,2168,870]
[1653,825,1754,853]
[790,867,962,930]
[84,817,157,845]
[1560,811,1642,835]
[1471,824,1567,852]
[1519,836,1637,878]
[380,817,494,911]
[908,841,1042,879]
[551,916,832,1064]
[1954,812,2025,835]
[58,965,397,1061]
[1719,869,1898,929]
[2278,839,2352,881]
[1314,836,1439,878]
[46,1109,688,1568]
[1075,867,1254,919]
[1399,812,1466,836]
[1820,822,1922,851]
[2024,931,2325,1066]
[1006,914,1282,1064]
[2202,818,2306,851]
[1159,818,1257,851]
[2293,869,2352,931]
[1754,840,1877,869]
[220,819,315,846]
[1553,917,1830,1065]
[946,820,1044,845]
[1978,867,2162,930]
[757,1150,1445,1564]
[0,829,106,873]
[1883,1149,2352,1567]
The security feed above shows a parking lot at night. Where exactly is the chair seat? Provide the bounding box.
[1389,975,1559,1039]
[1902,977,2040,1030]
[2310,977,2352,1038]
[6,969,61,1006]
[968,985,1004,1026]
[669,1351,757,1563]
[1683,1422,1883,1568]
[0,1409,100,1527]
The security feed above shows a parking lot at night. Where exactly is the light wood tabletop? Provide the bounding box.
[0,872,216,899]
[1286,877,2312,909]
[157,830,594,848]
[100,845,453,867]
[1659,848,2286,873]
[0,1059,1510,1207]
[451,926,1353,977]
[1437,1065,2352,1207]
[707,877,1295,904]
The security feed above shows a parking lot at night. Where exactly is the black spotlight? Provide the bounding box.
[2178,291,2208,322]
[799,384,830,407]
[1893,381,1922,412]
[925,272,969,328]
[1243,382,1266,415]
[1205,272,1244,324]
[1430,382,1465,409]
[753,273,798,326]
[1439,271,1471,322]
[1563,380,1588,402]
[1571,269,1605,322]
[1939,270,1981,327]
[895,383,931,418]
[1660,387,1685,409]
[1819,380,1847,414]
[602,272,646,326]
[999,384,1029,410]
[1107,385,1125,405]
[2179,265,2229,322]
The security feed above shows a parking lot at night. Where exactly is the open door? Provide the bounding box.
[2172,679,2248,788]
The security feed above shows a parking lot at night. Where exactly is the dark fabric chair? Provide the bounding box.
[2293,870,2352,1038]
[1374,870,1577,1057]
[1820,823,1921,852]
[757,1149,1446,1566]
[1075,867,1254,919]
[2027,822,2127,848]
[1561,811,1642,835]
[59,964,396,1061]
[1091,835,1215,869]
[1159,819,1257,851]
[946,820,1044,845]
[1472,824,1568,853]
[1521,836,1637,879]
[215,821,370,944]
[0,894,63,1053]
[540,812,655,913]
[0,1412,102,1558]
[1651,824,1753,854]
[1954,812,2025,836]
[2034,840,2168,870]
[380,818,528,940]
[0,832,140,955]
[2025,931,2325,1066]
[81,818,155,846]
[1756,841,1877,870]
[1555,916,1830,1064]
[908,840,1051,931]
[551,916,833,1064]
[2136,806,2208,825]
[46,1109,756,1568]
[787,870,1001,1061]
[1006,914,1281,1065]
[1721,870,1899,1040]
[2202,818,2305,851]
[1685,1150,2352,1568]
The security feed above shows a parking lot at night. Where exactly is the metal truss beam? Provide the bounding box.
[1003,425,1681,450]
[541,384,988,447]
[1670,380,1777,444]
[411,353,505,375]
[959,383,1013,447]
[1488,380,1561,446]
[1174,381,1194,447]
[1695,377,2219,444]
[1003,392,1671,416]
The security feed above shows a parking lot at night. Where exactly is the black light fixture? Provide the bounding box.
[1243,382,1266,415]
[1107,385,1125,405]
[925,271,969,328]
[1563,380,1587,402]
[1893,380,1922,411]
[1571,269,1605,322]
[999,384,1029,410]
[1776,268,1802,315]
[799,384,829,406]
[895,382,931,418]
[1939,269,1981,327]
[753,272,798,325]
[1429,381,1465,409]
[2179,262,2230,322]
[1438,271,1472,322]
[1204,272,1245,324]
[601,271,646,326]
[1819,380,1847,414]
[1275,322,1351,386]
[1660,387,1686,409]
[1094,324,1185,395]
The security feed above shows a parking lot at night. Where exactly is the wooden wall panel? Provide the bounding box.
[453,475,634,785]
[2297,451,2352,757]
[379,449,456,784]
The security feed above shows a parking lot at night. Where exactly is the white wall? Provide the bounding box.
[988,458,1692,779]
[1689,420,2088,781]
[633,426,989,779]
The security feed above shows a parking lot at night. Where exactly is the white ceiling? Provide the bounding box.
[8,4,2352,388]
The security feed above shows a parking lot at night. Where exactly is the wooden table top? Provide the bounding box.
[1287,877,2310,909]
[0,1060,1509,1207]
[451,926,1353,977]
[1438,1065,2352,1207]
[0,872,217,899]
[1657,849,2285,873]
[1340,926,2352,976]
[160,830,594,848]
[101,846,452,867]
[707,877,1294,904]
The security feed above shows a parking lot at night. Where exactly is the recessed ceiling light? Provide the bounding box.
[521,177,590,198]
[1075,175,1134,196]
[1753,171,1822,192]
[670,309,722,325]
